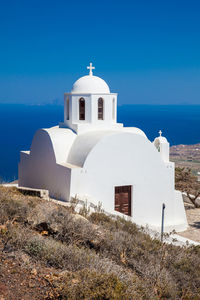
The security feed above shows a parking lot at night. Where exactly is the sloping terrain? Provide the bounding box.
[0,187,200,299]
[170,143,200,175]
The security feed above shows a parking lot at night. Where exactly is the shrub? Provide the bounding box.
[0,187,38,224]
[49,270,130,300]
[89,212,114,225]
[79,200,91,218]
[4,224,96,269]
[175,167,200,207]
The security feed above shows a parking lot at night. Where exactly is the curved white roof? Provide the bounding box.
[31,126,77,164]
[30,127,148,169]
[71,75,110,94]
[123,127,147,138]
[67,129,147,167]
[67,131,117,167]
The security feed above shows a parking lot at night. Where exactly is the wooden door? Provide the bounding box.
[115,186,131,216]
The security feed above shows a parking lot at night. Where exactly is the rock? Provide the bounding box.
[73,213,89,223]
[7,252,16,259]
[28,281,35,288]
[71,279,79,284]
[48,223,60,233]
[31,268,37,276]
[20,253,30,264]
[59,270,69,276]
[41,230,49,236]
[0,225,7,234]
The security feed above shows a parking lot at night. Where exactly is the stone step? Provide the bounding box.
[18,186,49,200]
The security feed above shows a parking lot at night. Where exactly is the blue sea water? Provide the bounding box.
[0,104,200,182]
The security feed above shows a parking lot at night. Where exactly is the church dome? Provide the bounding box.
[71,75,110,94]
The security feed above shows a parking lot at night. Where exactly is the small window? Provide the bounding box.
[98,98,104,120]
[79,98,85,120]
[112,98,115,120]
[66,97,69,120]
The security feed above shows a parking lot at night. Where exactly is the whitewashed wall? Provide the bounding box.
[69,132,187,232]
[19,127,187,233]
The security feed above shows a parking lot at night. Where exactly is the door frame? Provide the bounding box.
[114,185,132,217]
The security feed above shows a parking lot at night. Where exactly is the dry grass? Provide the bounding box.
[1,186,200,299]
[48,270,136,300]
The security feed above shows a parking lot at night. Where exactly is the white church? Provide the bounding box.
[19,63,187,232]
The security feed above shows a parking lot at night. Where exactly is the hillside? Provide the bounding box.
[0,187,200,299]
[170,143,200,175]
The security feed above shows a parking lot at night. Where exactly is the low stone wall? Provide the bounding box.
[17,186,49,200]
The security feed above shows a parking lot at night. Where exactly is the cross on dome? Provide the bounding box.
[159,130,162,137]
[87,62,95,76]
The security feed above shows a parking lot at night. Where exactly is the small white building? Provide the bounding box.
[19,64,187,232]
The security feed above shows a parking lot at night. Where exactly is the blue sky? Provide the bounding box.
[0,0,200,105]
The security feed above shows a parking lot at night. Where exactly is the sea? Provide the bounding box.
[0,104,200,182]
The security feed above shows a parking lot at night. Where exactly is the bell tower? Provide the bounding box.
[60,63,123,134]
[154,130,170,162]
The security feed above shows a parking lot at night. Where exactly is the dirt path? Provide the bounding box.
[178,203,200,243]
